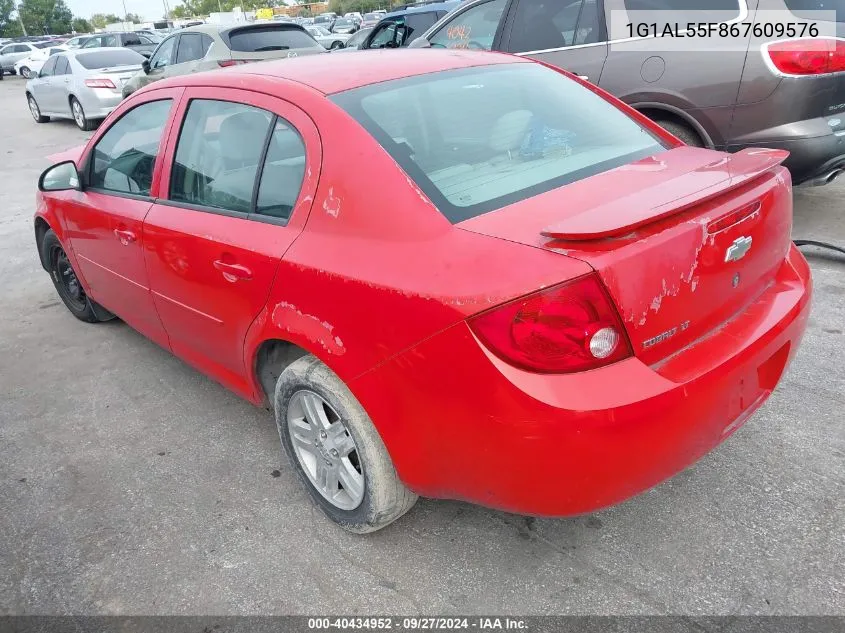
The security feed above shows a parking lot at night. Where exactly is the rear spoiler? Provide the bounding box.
[541,148,789,241]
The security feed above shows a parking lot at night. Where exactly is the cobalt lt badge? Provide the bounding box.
[725,236,752,263]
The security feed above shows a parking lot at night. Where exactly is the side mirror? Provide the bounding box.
[142,59,150,73]
[39,160,81,192]
[140,51,152,58]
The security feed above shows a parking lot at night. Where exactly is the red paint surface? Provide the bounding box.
[35,51,812,516]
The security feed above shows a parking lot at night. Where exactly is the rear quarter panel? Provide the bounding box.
[242,88,593,391]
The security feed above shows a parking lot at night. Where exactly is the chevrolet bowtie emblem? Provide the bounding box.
[725,236,753,263]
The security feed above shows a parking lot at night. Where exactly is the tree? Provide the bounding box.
[19,0,73,34]
[124,11,143,22]
[90,12,120,28]
[71,16,90,32]
[0,0,24,37]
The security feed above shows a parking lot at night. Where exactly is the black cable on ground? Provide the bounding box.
[794,240,845,257]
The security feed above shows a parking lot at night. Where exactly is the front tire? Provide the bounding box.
[70,97,95,131]
[28,94,49,123]
[330,40,342,49]
[20,66,31,79]
[41,229,112,323]
[274,355,417,533]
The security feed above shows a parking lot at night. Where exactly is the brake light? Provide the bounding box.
[84,78,115,88]
[217,59,259,67]
[766,38,845,76]
[468,274,632,374]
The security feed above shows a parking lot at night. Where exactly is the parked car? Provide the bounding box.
[305,25,351,50]
[331,17,359,34]
[360,11,383,28]
[14,45,69,78]
[63,35,93,49]
[410,0,845,186]
[121,23,325,98]
[25,48,145,130]
[80,32,160,58]
[355,2,460,49]
[0,41,51,77]
[331,27,373,52]
[313,13,336,30]
[33,49,810,533]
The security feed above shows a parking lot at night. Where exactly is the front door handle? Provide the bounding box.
[213,260,253,282]
[113,228,137,245]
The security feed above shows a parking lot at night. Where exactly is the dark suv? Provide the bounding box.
[357,1,462,49]
[411,0,845,185]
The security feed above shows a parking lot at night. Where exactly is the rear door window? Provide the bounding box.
[622,0,741,25]
[226,26,320,51]
[402,12,440,44]
[175,33,209,63]
[89,100,173,197]
[430,0,507,50]
[508,0,604,53]
[169,100,274,214]
[255,119,307,221]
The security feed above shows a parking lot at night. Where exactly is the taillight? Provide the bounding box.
[766,38,845,76]
[217,59,259,67]
[468,274,632,374]
[84,78,116,88]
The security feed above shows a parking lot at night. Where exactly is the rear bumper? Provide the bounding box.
[352,245,812,516]
[78,90,122,120]
[728,117,845,185]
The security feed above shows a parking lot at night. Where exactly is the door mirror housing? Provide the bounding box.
[39,160,81,192]
[142,59,150,73]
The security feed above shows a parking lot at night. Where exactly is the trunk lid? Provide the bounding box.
[458,146,794,364]
[94,65,143,92]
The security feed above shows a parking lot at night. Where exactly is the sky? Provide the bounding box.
[65,0,175,21]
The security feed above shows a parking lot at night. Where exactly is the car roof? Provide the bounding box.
[385,1,461,17]
[182,22,307,35]
[161,48,526,95]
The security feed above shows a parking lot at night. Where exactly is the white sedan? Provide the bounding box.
[305,26,350,50]
[14,45,68,79]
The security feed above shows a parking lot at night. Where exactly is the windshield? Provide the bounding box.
[308,26,331,36]
[334,19,354,26]
[75,49,145,69]
[333,64,665,223]
[363,13,380,20]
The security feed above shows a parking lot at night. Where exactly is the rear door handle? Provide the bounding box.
[113,228,137,244]
[213,260,253,281]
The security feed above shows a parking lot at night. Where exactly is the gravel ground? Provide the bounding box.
[0,74,843,616]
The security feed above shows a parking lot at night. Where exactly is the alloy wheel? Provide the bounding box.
[72,100,84,128]
[286,390,365,510]
[28,97,40,121]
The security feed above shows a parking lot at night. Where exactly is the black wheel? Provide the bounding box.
[20,66,31,79]
[70,96,96,131]
[655,119,704,147]
[41,230,112,323]
[330,40,342,49]
[28,94,49,123]
[274,355,417,533]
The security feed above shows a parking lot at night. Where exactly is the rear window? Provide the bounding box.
[34,42,52,49]
[363,12,380,19]
[75,49,145,69]
[782,0,844,21]
[226,25,320,51]
[333,64,665,223]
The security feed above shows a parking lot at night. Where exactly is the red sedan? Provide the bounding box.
[34,50,811,533]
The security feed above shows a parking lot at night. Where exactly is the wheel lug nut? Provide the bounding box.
[320,431,327,439]
[330,449,339,457]
[325,460,332,466]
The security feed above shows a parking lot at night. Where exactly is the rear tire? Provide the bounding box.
[274,355,417,533]
[655,119,704,147]
[41,229,113,323]
[70,96,96,131]
[330,41,342,49]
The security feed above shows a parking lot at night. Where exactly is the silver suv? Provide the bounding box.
[411,0,845,185]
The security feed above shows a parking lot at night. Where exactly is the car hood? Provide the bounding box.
[48,144,87,165]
